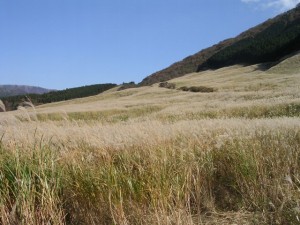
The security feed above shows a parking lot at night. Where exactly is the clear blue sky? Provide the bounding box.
[0,0,299,89]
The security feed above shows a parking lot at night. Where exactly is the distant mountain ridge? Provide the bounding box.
[0,85,53,97]
[140,5,300,86]
[1,83,117,111]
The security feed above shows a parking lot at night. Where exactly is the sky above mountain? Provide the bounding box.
[1,0,299,90]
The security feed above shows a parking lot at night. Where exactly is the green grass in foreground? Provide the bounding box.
[0,127,299,224]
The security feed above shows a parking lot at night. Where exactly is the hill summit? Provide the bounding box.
[140,6,300,86]
[0,85,53,98]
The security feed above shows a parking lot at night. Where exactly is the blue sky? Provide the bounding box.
[0,0,299,89]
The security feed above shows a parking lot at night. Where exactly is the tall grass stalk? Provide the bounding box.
[0,100,5,112]
[0,124,299,224]
[0,144,65,224]
[0,64,299,224]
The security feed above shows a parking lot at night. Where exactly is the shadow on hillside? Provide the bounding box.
[254,62,276,72]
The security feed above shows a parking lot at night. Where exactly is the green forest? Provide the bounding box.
[1,83,116,111]
[198,18,300,70]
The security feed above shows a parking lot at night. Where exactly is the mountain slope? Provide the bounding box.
[198,7,300,71]
[267,51,300,74]
[140,6,300,86]
[0,85,53,98]
[139,38,237,86]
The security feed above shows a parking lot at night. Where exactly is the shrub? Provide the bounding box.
[189,86,214,93]
[178,86,189,91]
[178,86,215,93]
[159,82,176,89]
[117,82,137,91]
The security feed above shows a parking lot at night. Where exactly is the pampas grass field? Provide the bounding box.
[0,64,300,224]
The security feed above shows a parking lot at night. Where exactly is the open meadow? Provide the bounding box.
[0,58,300,224]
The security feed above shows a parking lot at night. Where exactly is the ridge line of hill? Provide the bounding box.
[139,6,300,86]
[0,85,54,98]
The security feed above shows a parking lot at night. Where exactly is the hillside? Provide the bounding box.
[0,6,299,225]
[140,6,300,86]
[198,7,300,70]
[0,85,53,97]
[0,61,299,224]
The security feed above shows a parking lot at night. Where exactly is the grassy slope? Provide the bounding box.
[268,51,300,74]
[0,58,300,224]
[140,6,300,86]
[31,60,300,120]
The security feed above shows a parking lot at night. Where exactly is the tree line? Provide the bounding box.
[1,83,117,111]
[198,18,300,70]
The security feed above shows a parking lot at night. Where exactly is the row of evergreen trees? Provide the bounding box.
[2,83,116,111]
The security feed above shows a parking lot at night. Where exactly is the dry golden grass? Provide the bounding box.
[19,63,298,119]
[268,51,300,75]
[0,61,299,224]
[0,100,5,112]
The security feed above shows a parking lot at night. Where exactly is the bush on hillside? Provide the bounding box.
[178,86,215,93]
[178,86,190,91]
[117,82,137,91]
[189,86,214,92]
[159,82,176,89]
